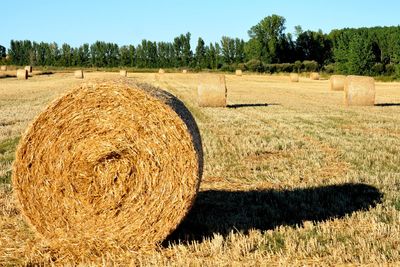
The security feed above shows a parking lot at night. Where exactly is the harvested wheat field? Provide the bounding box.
[1,72,400,265]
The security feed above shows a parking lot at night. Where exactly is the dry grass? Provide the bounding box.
[1,72,400,265]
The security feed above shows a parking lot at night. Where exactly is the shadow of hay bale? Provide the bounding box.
[164,183,382,245]
[375,103,400,107]
[227,103,280,109]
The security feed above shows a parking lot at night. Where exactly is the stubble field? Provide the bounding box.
[0,72,400,265]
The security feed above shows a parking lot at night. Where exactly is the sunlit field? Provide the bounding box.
[1,72,400,265]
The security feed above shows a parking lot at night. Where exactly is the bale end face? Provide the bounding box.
[74,70,84,79]
[12,81,203,252]
[197,74,227,107]
[17,69,28,80]
[120,70,127,77]
[330,75,346,91]
[344,76,375,106]
[310,72,320,80]
[25,66,33,73]
[290,73,299,82]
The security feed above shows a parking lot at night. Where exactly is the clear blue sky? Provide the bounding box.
[1,0,400,49]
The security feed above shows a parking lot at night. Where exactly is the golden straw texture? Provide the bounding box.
[159,68,165,74]
[310,72,320,80]
[330,75,346,91]
[290,73,299,82]
[0,65,7,71]
[197,74,227,107]
[74,70,84,79]
[119,70,127,77]
[235,70,242,76]
[16,69,28,80]
[12,80,203,252]
[25,66,32,73]
[344,75,375,106]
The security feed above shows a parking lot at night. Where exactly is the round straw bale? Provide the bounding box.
[290,73,299,82]
[12,80,203,251]
[198,74,227,107]
[344,75,375,106]
[159,68,165,74]
[330,75,346,91]
[17,69,28,80]
[235,69,243,76]
[182,69,188,74]
[310,72,320,80]
[119,70,127,77]
[74,70,84,79]
[25,65,32,73]
[0,65,7,71]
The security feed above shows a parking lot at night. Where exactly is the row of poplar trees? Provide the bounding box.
[2,15,400,76]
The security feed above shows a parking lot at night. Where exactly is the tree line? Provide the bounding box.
[1,14,400,77]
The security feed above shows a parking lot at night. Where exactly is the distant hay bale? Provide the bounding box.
[120,70,127,77]
[330,75,346,91]
[0,65,7,71]
[17,69,28,80]
[12,80,203,252]
[344,75,375,106]
[182,69,188,74]
[25,66,32,73]
[159,68,165,74]
[310,72,320,80]
[198,74,227,107]
[290,73,299,82]
[235,69,242,76]
[74,70,84,79]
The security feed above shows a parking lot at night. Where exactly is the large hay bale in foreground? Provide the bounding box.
[235,69,242,76]
[120,70,127,77]
[25,65,32,73]
[159,68,165,74]
[290,73,299,82]
[310,72,320,80]
[198,74,227,107]
[17,69,28,80]
[13,80,203,252]
[74,70,84,79]
[0,65,7,71]
[344,75,375,106]
[330,75,346,91]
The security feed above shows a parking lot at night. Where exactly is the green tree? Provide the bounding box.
[347,33,375,75]
[248,14,286,63]
[195,37,206,69]
[220,36,235,64]
[0,45,6,59]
